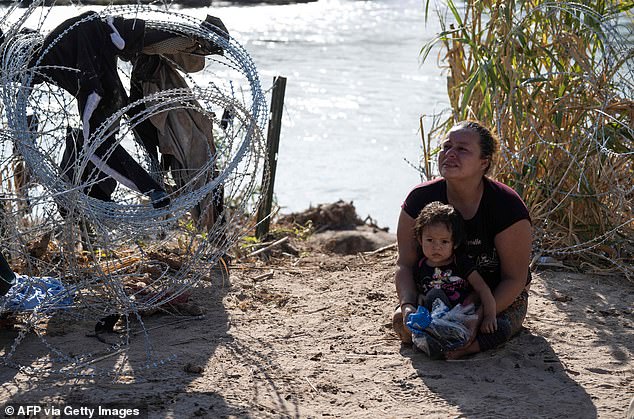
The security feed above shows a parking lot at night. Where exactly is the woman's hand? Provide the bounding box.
[400,303,417,326]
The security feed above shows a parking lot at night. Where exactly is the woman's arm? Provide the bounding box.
[493,219,532,312]
[394,209,419,316]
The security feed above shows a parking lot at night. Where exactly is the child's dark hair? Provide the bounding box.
[414,201,465,246]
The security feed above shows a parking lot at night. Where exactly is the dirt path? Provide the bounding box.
[0,243,632,418]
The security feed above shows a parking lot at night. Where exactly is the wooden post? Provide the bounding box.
[256,76,287,239]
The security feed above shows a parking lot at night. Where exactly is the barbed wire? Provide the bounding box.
[0,3,268,378]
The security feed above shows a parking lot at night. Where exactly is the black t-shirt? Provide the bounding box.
[415,253,476,305]
[31,11,145,103]
[403,177,531,290]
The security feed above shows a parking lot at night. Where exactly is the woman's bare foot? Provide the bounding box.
[445,340,480,360]
[392,309,413,344]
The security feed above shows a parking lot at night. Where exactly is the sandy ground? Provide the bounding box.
[0,235,632,418]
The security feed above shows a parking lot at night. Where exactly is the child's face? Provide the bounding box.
[419,222,454,266]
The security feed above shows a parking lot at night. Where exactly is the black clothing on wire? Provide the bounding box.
[60,126,117,203]
[30,11,167,204]
[0,252,15,296]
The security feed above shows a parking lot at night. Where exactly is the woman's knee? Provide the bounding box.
[506,290,529,335]
[477,318,512,351]
[476,291,529,351]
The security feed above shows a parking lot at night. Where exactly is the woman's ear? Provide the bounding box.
[481,157,490,172]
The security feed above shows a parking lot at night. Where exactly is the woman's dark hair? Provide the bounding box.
[414,201,464,247]
[455,120,499,174]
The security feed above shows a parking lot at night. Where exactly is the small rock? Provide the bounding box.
[184,363,204,374]
[552,293,572,302]
[193,407,206,416]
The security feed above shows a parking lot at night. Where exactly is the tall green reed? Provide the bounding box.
[421,0,633,279]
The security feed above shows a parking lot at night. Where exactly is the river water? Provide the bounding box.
[209,0,449,231]
[4,0,449,231]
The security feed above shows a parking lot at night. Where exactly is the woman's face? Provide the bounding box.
[438,127,489,180]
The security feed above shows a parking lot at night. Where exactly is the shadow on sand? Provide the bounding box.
[536,270,633,363]
[0,266,301,417]
[401,329,597,418]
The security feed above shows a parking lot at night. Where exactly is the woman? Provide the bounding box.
[393,120,532,358]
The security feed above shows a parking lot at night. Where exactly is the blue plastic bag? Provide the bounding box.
[407,298,478,355]
[2,274,74,313]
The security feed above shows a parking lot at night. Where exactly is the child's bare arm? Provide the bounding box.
[466,271,497,333]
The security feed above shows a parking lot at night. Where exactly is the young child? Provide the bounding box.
[414,201,497,334]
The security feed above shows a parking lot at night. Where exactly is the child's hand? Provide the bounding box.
[479,315,498,334]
